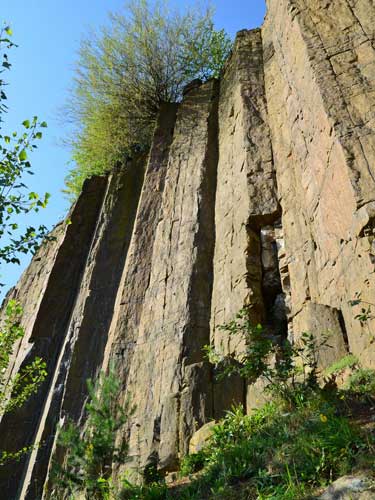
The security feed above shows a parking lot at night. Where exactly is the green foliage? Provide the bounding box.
[179,449,209,477]
[121,480,168,500]
[204,308,330,407]
[0,23,49,467]
[346,368,375,397]
[325,354,359,376]
[0,300,47,464]
[51,371,133,499]
[174,400,373,499]
[0,300,47,415]
[0,23,50,269]
[63,0,232,198]
[349,292,375,344]
[157,308,372,498]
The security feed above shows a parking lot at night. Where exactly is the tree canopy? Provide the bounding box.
[64,0,232,199]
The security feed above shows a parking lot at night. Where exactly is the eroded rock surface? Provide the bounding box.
[1,1,375,497]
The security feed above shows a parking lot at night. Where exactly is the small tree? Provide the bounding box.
[51,371,133,499]
[0,24,50,269]
[0,300,47,464]
[205,308,331,407]
[0,22,49,464]
[63,0,232,198]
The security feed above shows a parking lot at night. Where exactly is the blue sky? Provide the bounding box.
[1,0,266,293]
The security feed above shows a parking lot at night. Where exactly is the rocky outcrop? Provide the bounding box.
[1,1,375,497]
[263,0,375,367]
[319,475,375,499]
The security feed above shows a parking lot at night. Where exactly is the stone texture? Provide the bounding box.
[108,81,219,478]
[293,303,349,371]
[210,29,279,359]
[189,421,216,454]
[27,158,146,500]
[1,2,375,497]
[0,176,108,499]
[319,476,375,499]
[0,222,66,409]
[210,29,281,417]
[263,0,375,367]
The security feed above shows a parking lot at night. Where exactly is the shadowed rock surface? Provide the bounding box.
[1,1,375,497]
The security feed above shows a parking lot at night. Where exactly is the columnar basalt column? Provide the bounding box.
[263,0,375,367]
[0,177,108,499]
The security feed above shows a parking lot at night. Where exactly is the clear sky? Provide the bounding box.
[1,0,266,294]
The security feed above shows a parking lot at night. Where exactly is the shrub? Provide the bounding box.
[63,0,232,198]
[121,480,167,500]
[177,401,373,499]
[0,300,47,465]
[50,371,133,499]
[180,449,209,477]
[204,308,330,408]
[346,368,375,397]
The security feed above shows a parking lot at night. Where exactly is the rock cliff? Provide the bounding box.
[1,0,375,497]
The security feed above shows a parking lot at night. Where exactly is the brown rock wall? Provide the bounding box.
[109,82,219,477]
[210,29,279,357]
[0,223,66,403]
[26,159,146,500]
[264,0,375,366]
[0,176,108,498]
[2,2,375,496]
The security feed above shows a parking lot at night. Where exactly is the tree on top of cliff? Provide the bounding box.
[63,0,232,199]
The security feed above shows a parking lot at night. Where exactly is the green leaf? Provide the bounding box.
[18,150,27,161]
[5,27,13,36]
[4,136,10,144]
[40,121,47,128]
[35,132,42,139]
[22,120,30,129]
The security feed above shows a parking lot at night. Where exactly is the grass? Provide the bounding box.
[120,388,375,499]
[172,398,373,499]
[325,355,359,376]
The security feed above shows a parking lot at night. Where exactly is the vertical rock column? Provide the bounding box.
[0,177,108,499]
[263,0,375,367]
[108,81,219,478]
[210,29,280,412]
[0,223,66,404]
[24,158,146,500]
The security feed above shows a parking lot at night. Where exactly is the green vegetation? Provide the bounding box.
[119,309,375,499]
[51,371,133,499]
[0,300,47,416]
[325,354,359,376]
[0,23,49,466]
[172,399,373,499]
[346,368,375,397]
[204,309,331,408]
[0,300,47,465]
[63,0,232,199]
[47,306,375,498]
[0,23,50,268]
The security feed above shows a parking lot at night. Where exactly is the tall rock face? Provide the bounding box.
[1,1,375,497]
[263,0,375,368]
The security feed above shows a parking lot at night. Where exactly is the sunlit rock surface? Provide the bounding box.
[1,1,375,497]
